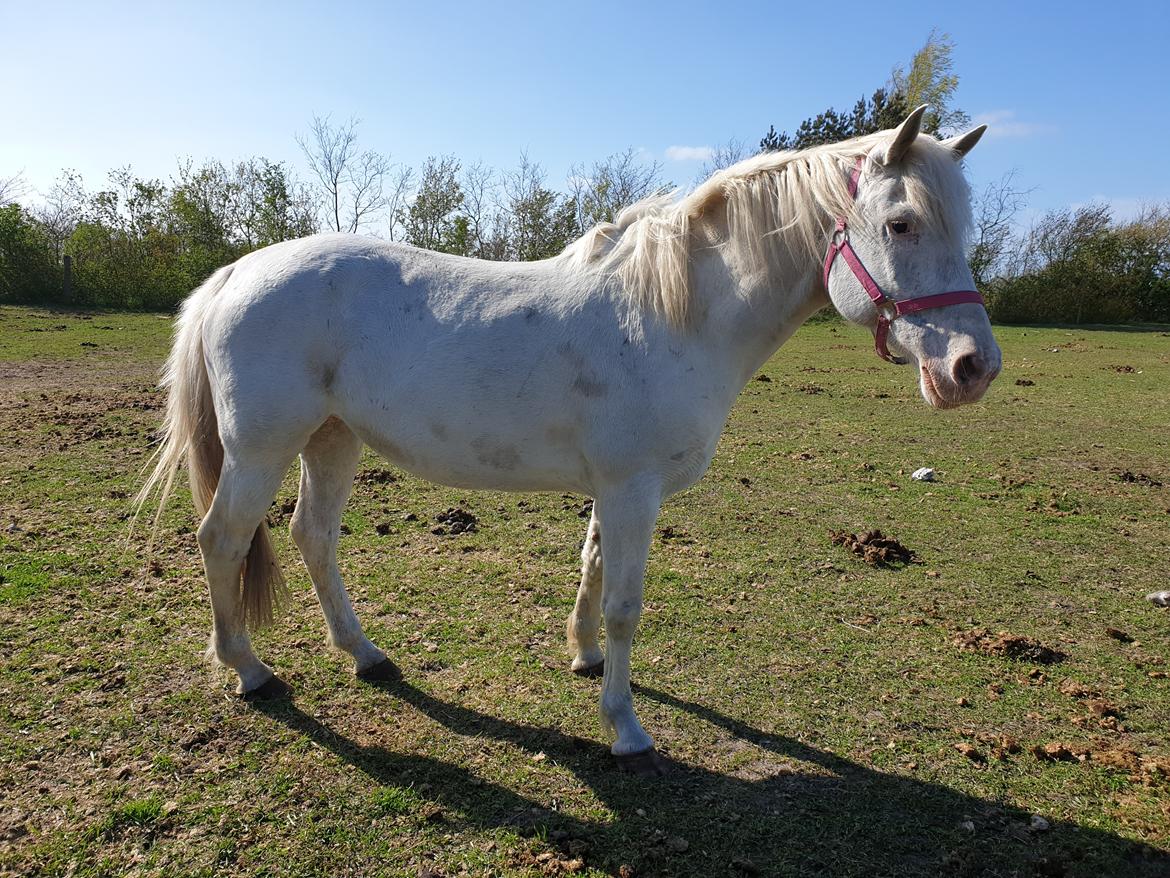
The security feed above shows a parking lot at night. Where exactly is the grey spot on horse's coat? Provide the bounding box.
[379,440,414,467]
[472,436,521,471]
[524,307,541,323]
[572,373,608,398]
[546,424,578,445]
[430,422,448,440]
[670,451,686,461]
[558,341,587,370]
[321,364,336,390]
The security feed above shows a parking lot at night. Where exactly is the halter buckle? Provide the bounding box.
[876,300,898,323]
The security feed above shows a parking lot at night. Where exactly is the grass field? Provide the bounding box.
[1,304,1168,878]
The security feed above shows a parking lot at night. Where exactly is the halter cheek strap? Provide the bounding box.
[823,157,986,364]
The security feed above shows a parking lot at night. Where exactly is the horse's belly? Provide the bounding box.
[351,418,593,494]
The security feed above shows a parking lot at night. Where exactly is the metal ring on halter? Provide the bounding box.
[876,300,898,323]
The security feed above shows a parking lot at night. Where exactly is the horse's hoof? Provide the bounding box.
[357,657,401,683]
[241,674,292,701]
[572,660,604,678]
[614,747,670,777]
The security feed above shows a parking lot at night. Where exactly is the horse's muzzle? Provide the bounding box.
[920,353,1000,408]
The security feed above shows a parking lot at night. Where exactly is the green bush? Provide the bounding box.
[985,210,1170,325]
[0,204,59,303]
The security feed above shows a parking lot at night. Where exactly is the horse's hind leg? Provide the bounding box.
[198,454,292,696]
[290,418,396,680]
[567,507,604,675]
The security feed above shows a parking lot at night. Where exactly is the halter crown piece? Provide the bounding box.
[823,157,986,364]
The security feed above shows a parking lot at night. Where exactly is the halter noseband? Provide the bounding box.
[823,157,986,364]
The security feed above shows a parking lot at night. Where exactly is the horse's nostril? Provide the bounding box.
[952,353,983,386]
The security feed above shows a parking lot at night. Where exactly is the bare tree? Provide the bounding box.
[568,148,665,230]
[385,164,415,242]
[697,139,750,183]
[33,170,87,261]
[967,170,1032,285]
[459,161,507,258]
[296,115,395,233]
[0,171,28,206]
[347,150,392,233]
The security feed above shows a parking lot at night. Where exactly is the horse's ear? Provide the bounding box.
[881,105,928,165]
[942,124,988,160]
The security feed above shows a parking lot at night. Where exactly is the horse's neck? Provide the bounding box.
[691,227,829,384]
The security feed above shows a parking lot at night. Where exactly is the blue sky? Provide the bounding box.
[5,0,1168,226]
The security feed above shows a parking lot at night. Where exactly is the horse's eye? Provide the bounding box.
[890,221,909,235]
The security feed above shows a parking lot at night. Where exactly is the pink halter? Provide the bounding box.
[823,157,986,364]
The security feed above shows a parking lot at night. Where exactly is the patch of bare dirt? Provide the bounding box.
[1031,741,1090,762]
[0,358,158,399]
[1118,470,1163,487]
[1015,378,1035,386]
[831,529,916,568]
[953,629,1067,664]
[1058,678,1098,698]
[1028,742,1170,785]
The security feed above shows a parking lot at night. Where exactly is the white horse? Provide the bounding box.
[139,107,1000,774]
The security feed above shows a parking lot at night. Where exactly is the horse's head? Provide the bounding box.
[824,107,1001,409]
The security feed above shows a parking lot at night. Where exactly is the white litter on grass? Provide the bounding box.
[1148,591,1170,608]
[911,467,936,482]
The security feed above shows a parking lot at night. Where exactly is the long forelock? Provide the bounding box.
[557,131,973,329]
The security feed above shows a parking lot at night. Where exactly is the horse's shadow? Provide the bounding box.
[254,677,1168,877]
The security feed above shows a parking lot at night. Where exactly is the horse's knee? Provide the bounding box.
[603,601,641,641]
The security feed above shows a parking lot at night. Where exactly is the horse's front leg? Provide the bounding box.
[567,507,604,676]
[594,478,665,775]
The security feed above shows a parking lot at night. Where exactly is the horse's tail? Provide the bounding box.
[134,264,285,629]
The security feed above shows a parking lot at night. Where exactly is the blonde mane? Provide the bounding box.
[559,131,973,328]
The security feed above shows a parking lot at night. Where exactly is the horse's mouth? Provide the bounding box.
[919,362,995,409]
